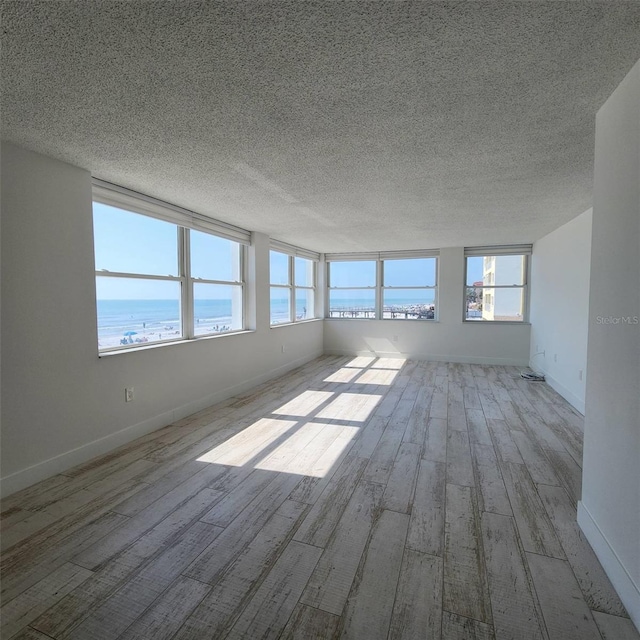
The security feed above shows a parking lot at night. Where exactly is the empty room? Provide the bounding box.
[1,2,639,639]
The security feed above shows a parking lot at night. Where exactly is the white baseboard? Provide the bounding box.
[324,348,528,367]
[0,350,322,498]
[530,363,585,414]
[577,501,640,631]
[0,410,174,499]
[170,349,323,422]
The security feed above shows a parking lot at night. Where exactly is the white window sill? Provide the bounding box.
[463,320,531,325]
[98,329,255,357]
[324,317,439,322]
[270,318,323,329]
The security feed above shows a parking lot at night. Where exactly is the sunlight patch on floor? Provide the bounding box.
[353,368,399,385]
[323,368,363,383]
[345,356,377,368]
[371,358,406,370]
[315,392,382,422]
[272,390,334,417]
[196,418,297,465]
[255,424,358,476]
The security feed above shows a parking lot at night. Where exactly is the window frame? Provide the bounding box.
[326,259,378,319]
[325,252,439,320]
[294,255,317,322]
[189,231,247,338]
[381,257,438,321]
[92,181,249,352]
[269,245,319,326]
[94,223,186,349]
[463,247,531,323]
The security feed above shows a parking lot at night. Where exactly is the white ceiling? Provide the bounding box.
[2,1,640,252]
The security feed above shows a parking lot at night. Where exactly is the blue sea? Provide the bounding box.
[97,298,303,347]
[96,299,236,347]
[97,297,434,348]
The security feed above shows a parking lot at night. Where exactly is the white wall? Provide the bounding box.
[324,247,531,365]
[0,143,323,497]
[528,209,592,413]
[578,60,640,630]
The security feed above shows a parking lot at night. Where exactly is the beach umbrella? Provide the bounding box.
[123,331,138,336]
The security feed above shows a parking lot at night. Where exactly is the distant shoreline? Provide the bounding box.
[96,298,437,349]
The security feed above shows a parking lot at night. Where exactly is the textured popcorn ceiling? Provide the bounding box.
[2,1,640,252]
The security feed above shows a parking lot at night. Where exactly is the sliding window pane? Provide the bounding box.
[329,261,376,288]
[492,255,524,285]
[466,286,525,322]
[93,203,178,276]
[270,251,290,285]
[328,289,376,318]
[466,255,524,286]
[295,257,314,287]
[271,287,291,324]
[466,256,485,286]
[382,288,436,319]
[95,277,182,350]
[191,231,241,282]
[383,258,436,287]
[295,288,314,320]
[193,283,243,335]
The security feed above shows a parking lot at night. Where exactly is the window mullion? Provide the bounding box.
[325,262,330,318]
[181,227,193,339]
[290,255,296,322]
[94,271,182,282]
[329,286,377,290]
[474,285,525,289]
[375,260,383,319]
[241,245,247,330]
[191,277,242,286]
[384,285,436,290]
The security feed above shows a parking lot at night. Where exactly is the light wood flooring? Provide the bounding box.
[1,356,638,640]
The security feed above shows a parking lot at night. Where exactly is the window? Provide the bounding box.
[328,260,377,318]
[93,181,248,351]
[382,257,437,319]
[270,251,292,325]
[295,256,316,320]
[464,246,531,322]
[327,252,438,319]
[191,230,244,336]
[269,244,318,325]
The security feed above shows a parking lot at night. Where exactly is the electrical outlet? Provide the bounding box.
[125,387,134,402]
[392,335,399,342]
[281,344,285,353]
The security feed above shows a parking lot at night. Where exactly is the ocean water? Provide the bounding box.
[97,298,299,347]
[97,299,239,348]
[97,297,433,348]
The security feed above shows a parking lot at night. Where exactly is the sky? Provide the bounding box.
[94,203,240,300]
[327,258,437,288]
[94,202,499,300]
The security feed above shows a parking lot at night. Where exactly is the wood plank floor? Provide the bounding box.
[2,356,638,640]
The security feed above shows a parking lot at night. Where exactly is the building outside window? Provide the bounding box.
[464,246,531,322]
